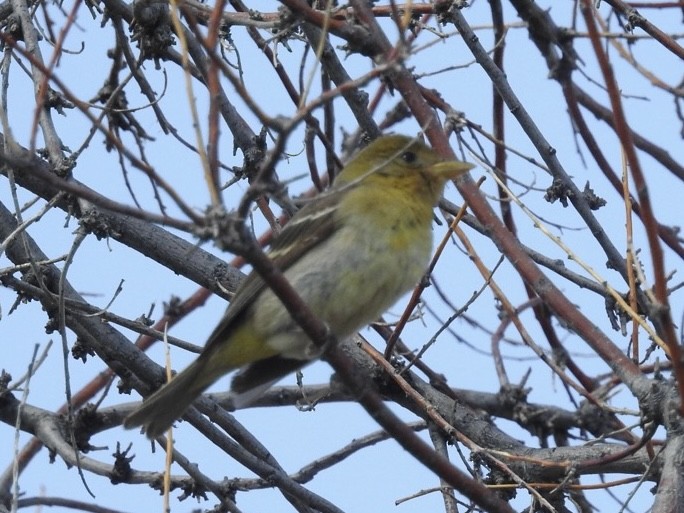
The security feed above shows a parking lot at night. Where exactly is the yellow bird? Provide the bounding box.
[124,134,473,438]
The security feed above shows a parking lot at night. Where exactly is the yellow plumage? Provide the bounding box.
[124,134,473,438]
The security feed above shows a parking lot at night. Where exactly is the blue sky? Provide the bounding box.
[1,1,683,512]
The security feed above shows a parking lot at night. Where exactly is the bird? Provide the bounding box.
[123,134,473,438]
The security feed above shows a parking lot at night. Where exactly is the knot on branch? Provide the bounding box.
[444,109,469,134]
[2,13,24,41]
[582,181,607,210]
[239,128,268,182]
[270,5,303,53]
[79,208,121,240]
[499,383,530,409]
[176,478,209,502]
[44,88,75,116]
[0,371,11,397]
[71,337,96,363]
[110,442,135,484]
[196,206,248,255]
[638,378,672,432]
[480,465,518,502]
[576,400,623,439]
[130,0,175,64]
[544,177,574,207]
[71,403,105,451]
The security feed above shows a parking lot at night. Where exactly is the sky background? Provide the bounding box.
[1,1,683,512]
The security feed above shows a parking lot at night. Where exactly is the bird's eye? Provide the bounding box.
[401,151,417,164]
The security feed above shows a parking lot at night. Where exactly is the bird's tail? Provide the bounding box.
[124,356,223,438]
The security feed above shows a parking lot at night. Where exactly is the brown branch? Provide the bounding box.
[580,0,682,403]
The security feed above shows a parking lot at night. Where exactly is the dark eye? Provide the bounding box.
[401,151,417,164]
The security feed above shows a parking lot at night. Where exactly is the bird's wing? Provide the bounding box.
[203,189,343,350]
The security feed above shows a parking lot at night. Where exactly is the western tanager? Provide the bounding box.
[124,134,473,437]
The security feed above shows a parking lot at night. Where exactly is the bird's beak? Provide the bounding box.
[429,160,475,181]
